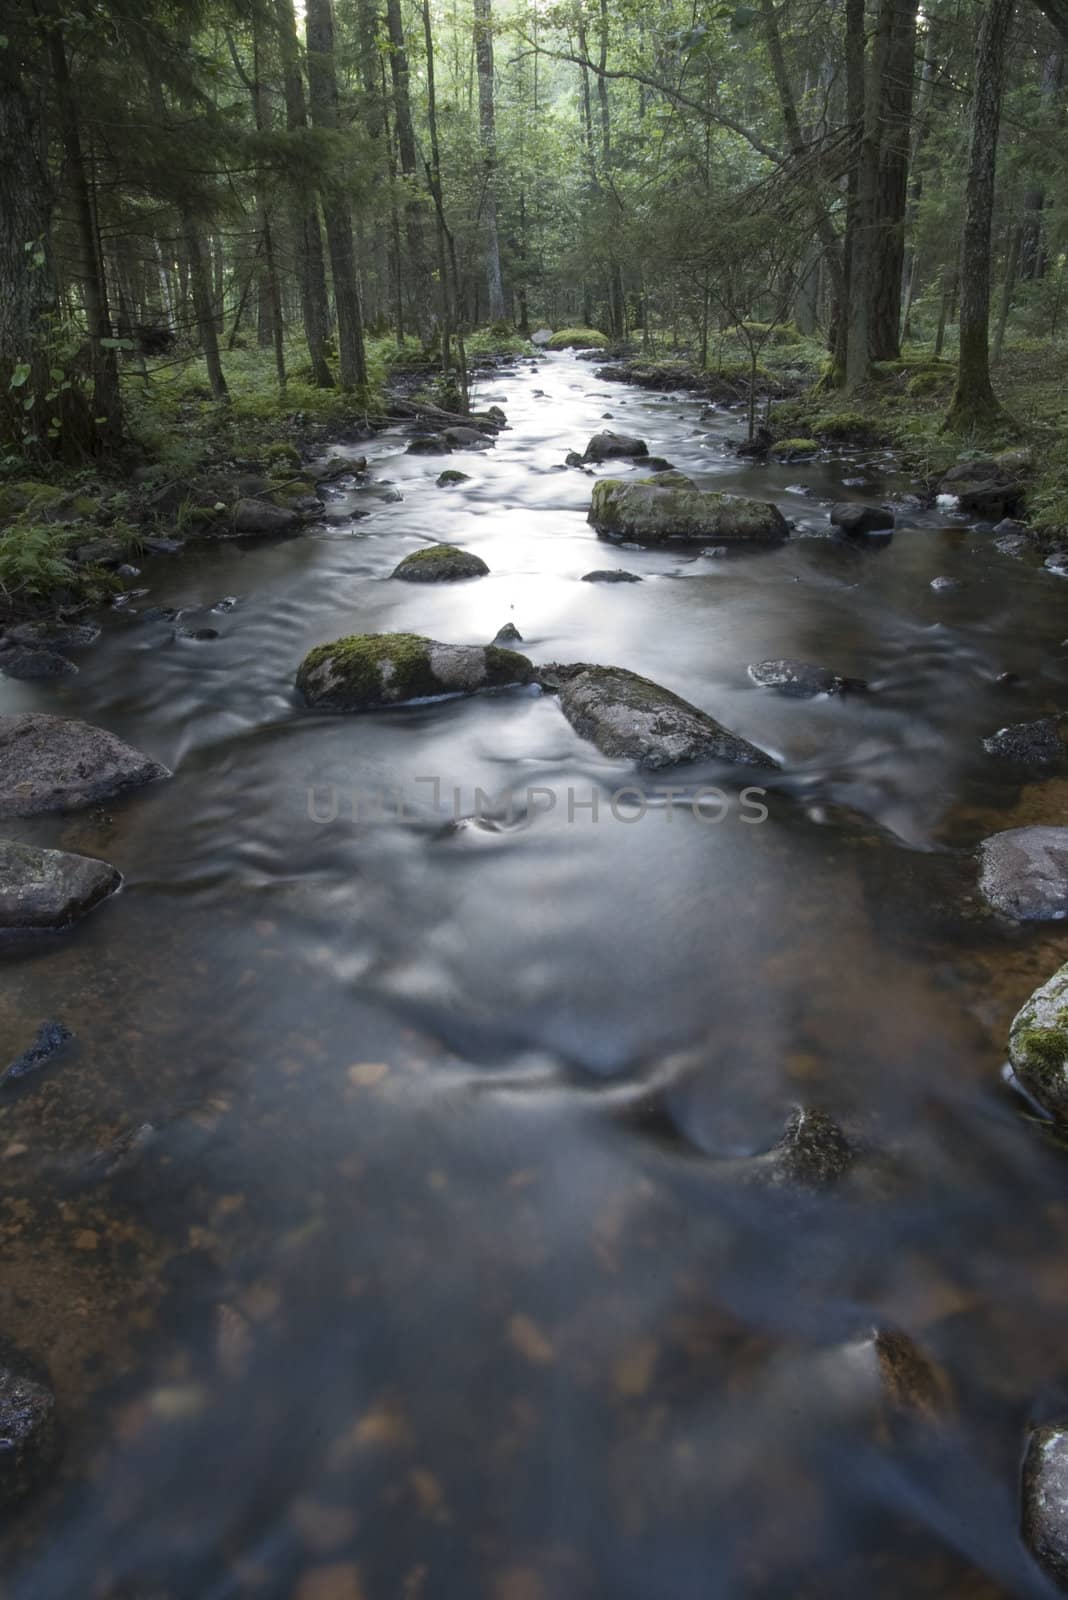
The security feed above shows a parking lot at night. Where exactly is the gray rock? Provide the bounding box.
[231,499,301,536]
[748,659,867,698]
[0,1365,59,1508]
[436,469,470,487]
[994,533,1030,558]
[407,435,450,455]
[992,518,1029,538]
[6,621,99,651]
[940,459,999,491]
[296,633,534,711]
[589,476,789,545]
[391,545,489,582]
[583,431,649,464]
[543,662,779,771]
[141,536,185,556]
[978,827,1068,921]
[2,1021,73,1084]
[1046,550,1068,579]
[1008,961,1068,1124]
[565,451,584,467]
[492,623,523,644]
[755,1107,854,1189]
[531,328,553,346]
[0,713,170,818]
[830,502,895,536]
[0,648,77,682]
[930,575,963,592]
[582,570,642,583]
[0,840,120,931]
[983,716,1068,770]
[442,426,493,451]
[1023,1425,1068,1589]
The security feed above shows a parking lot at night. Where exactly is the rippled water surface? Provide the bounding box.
[4,354,1068,1598]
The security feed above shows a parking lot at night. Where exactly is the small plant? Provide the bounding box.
[0,523,78,602]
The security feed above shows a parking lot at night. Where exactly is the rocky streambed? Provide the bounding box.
[4,354,1068,1597]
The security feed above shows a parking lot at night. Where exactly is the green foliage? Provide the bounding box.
[465,327,533,358]
[0,523,78,601]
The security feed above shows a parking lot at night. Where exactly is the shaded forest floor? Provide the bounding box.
[1,325,1066,625]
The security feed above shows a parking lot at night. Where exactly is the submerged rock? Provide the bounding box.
[406,434,450,455]
[391,545,489,582]
[0,648,77,681]
[1023,1424,1068,1589]
[232,499,302,536]
[757,1107,854,1189]
[582,430,649,464]
[747,659,868,698]
[582,569,642,583]
[0,840,120,931]
[830,502,894,536]
[1008,961,1068,1125]
[542,662,778,771]
[983,716,1068,770]
[930,575,963,592]
[868,1328,949,1421]
[0,713,170,818]
[442,425,494,451]
[296,633,534,711]
[436,469,470,487]
[0,1364,59,1508]
[978,826,1068,921]
[589,476,789,545]
[492,622,523,644]
[2,1021,73,1086]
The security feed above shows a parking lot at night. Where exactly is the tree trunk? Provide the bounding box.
[832,0,865,381]
[385,0,430,340]
[44,9,124,444]
[992,222,1022,363]
[870,0,919,359]
[276,0,335,387]
[845,0,897,390]
[306,0,368,390]
[943,0,1014,431]
[473,0,506,323]
[183,213,229,401]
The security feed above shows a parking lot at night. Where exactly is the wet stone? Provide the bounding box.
[391,545,489,583]
[0,1364,59,1509]
[1023,1425,1068,1590]
[747,659,867,698]
[582,570,642,583]
[1008,960,1068,1126]
[978,826,1068,922]
[2,1021,73,1086]
[5,620,99,651]
[492,623,523,644]
[982,716,1068,771]
[0,648,77,681]
[761,1107,854,1189]
[0,713,170,818]
[0,840,120,931]
[582,430,649,464]
[830,503,894,536]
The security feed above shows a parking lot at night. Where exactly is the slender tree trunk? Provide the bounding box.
[306,0,368,390]
[596,0,625,340]
[385,0,429,341]
[44,10,124,442]
[1020,48,1063,278]
[845,0,896,390]
[183,213,229,400]
[276,0,334,387]
[833,0,865,381]
[473,0,506,323]
[422,0,469,403]
[943,0,1014,430]
[992,222,1022,363]
[870,0,920,359]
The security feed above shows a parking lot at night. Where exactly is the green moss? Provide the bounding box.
[298,632,442,708]
[437,470,470,486]
[740,321,802,346]
[465,327,533,357]
[712,361,775,386]
[265,442,301,469]
[811,412,881,443]
[770,438,819,457]
[547,327,608,350]
[906,369,954,398]
[1013,1024,1068,1086]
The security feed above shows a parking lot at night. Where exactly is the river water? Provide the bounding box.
[3,353,1068,1598]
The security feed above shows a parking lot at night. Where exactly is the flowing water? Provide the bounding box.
[3,353,1068,1599]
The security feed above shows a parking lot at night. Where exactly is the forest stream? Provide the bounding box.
[5,351,1068,1599]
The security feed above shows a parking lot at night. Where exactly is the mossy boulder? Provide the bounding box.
[542,662,779,771]
[391,544,489,582]
[264,442,301,470]
[589,476,789,545]
[906,369,953,398]
[811,412,879,444]
[1009,961,1068,1124]
[296,632,534,711]
[769,438,819,461]
[0,481,70,521]
[547,327,608,350]
[437,470,471,487]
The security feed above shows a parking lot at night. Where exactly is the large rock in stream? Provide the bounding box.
[1023,1424,1068,1589]
[1008,961,1068,1125]
[0,714,170,818]
[391,545,489,582]
[542,663,779,771]
[296,633,534,711]
[582,430,648,464]
[0,840,121,931]
[978,827,1068,922]
[589,474,789,545]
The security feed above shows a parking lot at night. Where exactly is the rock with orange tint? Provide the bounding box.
[293,1563,365,1600]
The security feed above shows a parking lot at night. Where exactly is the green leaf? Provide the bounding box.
[731,3,757,26]
[10,364,31,389]
[99,337,135,351]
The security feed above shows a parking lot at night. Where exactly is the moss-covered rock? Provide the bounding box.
[264,441,301,469]
[296,632,534,711]
[391,544,489,582]
[437,469,471,487]
[588,477,789,545]
[541,662,779,770]
[1009,961,1068,1124]
[811,412,880,443]
[906,368,953,398]
[769,438,819,460]
[547,327,608,350]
